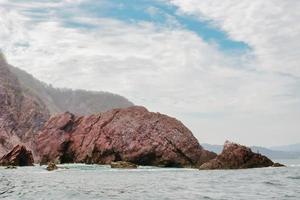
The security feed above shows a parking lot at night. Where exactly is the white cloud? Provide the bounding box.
[0,1,299,146]
[167,0,300,77]
[0,0,86,9]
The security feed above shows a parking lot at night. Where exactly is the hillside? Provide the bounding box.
[0,53,50,155]
[9,65,134,115]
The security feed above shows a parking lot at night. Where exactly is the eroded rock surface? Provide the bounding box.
[0,145,34,166]
[199,141,275,170]
[36,106,216,167]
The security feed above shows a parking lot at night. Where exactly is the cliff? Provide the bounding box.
[0,53,133,157]
[0,54,50,156]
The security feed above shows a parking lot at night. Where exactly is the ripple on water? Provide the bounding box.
[287,176,300,180]
[0,164,299,200]
[263,181,283,186]
[0,176,15,196]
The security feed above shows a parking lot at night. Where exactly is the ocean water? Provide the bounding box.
[1,160,300,200]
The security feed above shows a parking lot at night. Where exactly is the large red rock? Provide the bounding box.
[199,141,274,170]
[0,145,34,166]
[36,106,216,167]
[0,54,50,157]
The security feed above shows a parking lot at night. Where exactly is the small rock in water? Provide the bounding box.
[110,161,137,169]
[272,163,285,167]
[5,165,17,169]
[47,162,58,171]
[199,141,274,170]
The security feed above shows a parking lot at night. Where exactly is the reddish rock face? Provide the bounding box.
[0,56,50,157]
[36,106,216,167]
[0,145,34,166]
[199,141,274,170]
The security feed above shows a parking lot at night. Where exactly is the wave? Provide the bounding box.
[0,177,15,196]
[263,181,283,186]
[287,176,300,180]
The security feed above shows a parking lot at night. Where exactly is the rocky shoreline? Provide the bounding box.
[0,54,284,170]
[0,139,284,170]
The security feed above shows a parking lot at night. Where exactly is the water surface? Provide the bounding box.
[1,160,300,200]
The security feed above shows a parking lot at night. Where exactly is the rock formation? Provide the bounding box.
[0,53,282,169]
[36,106,216,167]
[272,162,285,167]
[0,54,50,156]
[46,162,58,171]
[199,141,276,170]
[0,145,34,166]
[0,53,133,159]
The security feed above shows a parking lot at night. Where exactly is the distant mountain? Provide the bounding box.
[9,65,134,115]
[270,143,300,153]
[250,146,300,160]
[201,144,223,154]
[202,143,300,160]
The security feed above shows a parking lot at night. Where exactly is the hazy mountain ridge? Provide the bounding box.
[9,65,134,115]
[270,143,300,152]
[202,143,300,159]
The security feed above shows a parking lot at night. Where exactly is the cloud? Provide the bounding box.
[167,0,300,77]
[0,0,299,145]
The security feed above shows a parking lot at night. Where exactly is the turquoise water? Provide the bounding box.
[1,160,300,200]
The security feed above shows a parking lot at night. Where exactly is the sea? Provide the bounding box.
[1,159,299,200]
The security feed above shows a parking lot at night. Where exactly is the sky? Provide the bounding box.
[0,0,299,146]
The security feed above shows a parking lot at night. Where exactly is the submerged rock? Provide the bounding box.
[0,145,34,166]
[5,165,17,169]
[110,161,137,169]
[36,106,216,167]
[199,141,275,170]
[46,162,58,171]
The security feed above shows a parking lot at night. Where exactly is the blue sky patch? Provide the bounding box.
[21,0,250,52]
[78,0,250,52]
